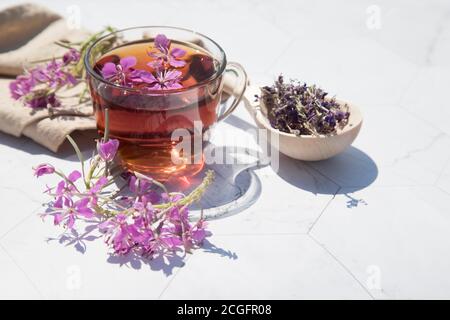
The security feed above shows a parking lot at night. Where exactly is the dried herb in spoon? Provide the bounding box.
[260,75,350,136]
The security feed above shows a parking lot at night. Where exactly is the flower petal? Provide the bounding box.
[148,82,162,90]
[77,207,94,218]
[120,56,137,70]
[169,57,186,68]
[147,59,164,71]
[98,139,119,162]
[75,197,90,209]
[67,215,75,229]
[54,213,63,225]
[164,69,182,82]
[91,176,109,193]
[68,170,82,182]
[170,47,186,58]
[165,82,183,90]
[33,163,55,177]
[138,70,158,84]
[101,62,117,79]
[155,34,170,53]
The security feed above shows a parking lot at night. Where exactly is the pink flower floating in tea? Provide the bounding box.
[99,34,185,90]
[101,56,139,85]
[34,133,214,260]
[148,33,187,69]
[146,69,183,90]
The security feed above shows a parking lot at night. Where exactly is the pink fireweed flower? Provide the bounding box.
[88,176,109,205]
[33,60,77,89]
[62,48,81,65]
[97,139,119,162]
[101,56,140,86]
[10,57,77,109]
[147,34,186,70]
[141,69,183,90]
[190,219,209,243]
[53,197,94,229]
[129,175,152,195]
[9,75,34,100]
[53,170,82,207]
[99,214,144,255]
[141,229,184,257]
[33,164,55,177]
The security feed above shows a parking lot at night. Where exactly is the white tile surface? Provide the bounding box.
[437,159,450,195]
[308,105,450,188]
[0,217,184,299]
[0,245,42,299]
[0,187,40,238]
[160,235,371,299]
[400,67,450,135]
[310,186,450,299]
[1,0,450,299]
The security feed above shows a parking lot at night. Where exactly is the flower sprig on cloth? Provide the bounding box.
[260,75,350,136]
[10,31,187,109]
[9,26,117,109]
[34,123,214,258]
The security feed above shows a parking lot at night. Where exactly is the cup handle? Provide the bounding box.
[218,62,248,122]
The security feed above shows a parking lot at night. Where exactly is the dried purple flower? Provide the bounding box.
[260,75,350,135]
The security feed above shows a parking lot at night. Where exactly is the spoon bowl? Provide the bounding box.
[241,85,363,161]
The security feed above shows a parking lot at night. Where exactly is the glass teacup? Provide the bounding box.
[85,26,247,181]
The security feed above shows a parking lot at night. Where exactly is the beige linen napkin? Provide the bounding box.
[0,3,96,152]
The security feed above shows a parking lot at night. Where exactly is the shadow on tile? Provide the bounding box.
[164,145,263,221]
[46,221,237,275]
[0,130,97,161]
[106,239,238,275]
[274,146,378,195]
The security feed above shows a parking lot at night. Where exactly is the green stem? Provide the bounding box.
[86,155,100,187]
[78,85,89,104]
[29,56,64,64]
[103,107,110,177]
[133,171,168,194]
[54,41,74,49]
[104,107,110,142]
[65,135,86,185]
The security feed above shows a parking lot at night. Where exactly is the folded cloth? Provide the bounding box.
[0,3,96,152]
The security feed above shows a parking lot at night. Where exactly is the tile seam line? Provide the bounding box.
[157,254,193,299]
[262,37,296,75]
[0,242,46,299]
[302,162,341,189]
[308,234,375,300]
[204,232,310,237]
[307,186,340,235]
[0,204,42,241]
[433,154,450,186]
